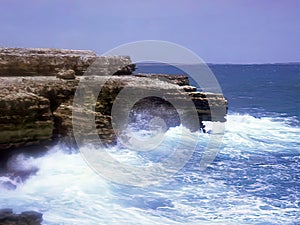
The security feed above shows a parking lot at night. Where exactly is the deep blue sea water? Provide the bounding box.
[0,63,299,224]
[136,63,300,121]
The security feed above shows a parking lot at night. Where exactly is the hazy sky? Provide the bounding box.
[1,0,299,63]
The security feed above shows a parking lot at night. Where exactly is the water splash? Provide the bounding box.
[0,114,299,224]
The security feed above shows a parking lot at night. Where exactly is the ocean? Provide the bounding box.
[0,63,299,224]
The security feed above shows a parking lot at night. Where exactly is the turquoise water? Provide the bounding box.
[0,64,299,224]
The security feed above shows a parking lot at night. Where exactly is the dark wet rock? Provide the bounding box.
[114,64,136,75]
[0,208,42,225]
[181,85,197,92]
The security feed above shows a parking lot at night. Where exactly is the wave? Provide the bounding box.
[0,113,299,224]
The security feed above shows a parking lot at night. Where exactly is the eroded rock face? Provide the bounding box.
[0,75,227,149]
[0,77,78,149]
[0,47,227,150]
[71,75,228,145]
[0,91,53,149]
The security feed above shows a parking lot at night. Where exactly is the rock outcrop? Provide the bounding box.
[0,47,227,150]
[0,77,78,149]
[0,208,42,225]
[0,48,133,76]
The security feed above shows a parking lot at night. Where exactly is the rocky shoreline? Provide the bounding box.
[0,47,227,151]
[0,47,227,223]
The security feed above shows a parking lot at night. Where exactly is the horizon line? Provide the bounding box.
[136,62,300,65]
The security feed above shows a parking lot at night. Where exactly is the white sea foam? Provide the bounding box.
[0,114,299,224]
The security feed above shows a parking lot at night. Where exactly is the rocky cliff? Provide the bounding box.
[0,48,133,76]
[0,48,227,150]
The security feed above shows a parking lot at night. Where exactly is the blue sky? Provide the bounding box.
[1,0,299,63]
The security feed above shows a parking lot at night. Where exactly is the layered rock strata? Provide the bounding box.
[0,48,133,76]
[0,48,227,150]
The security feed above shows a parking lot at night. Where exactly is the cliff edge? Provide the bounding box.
[0,48,227,150]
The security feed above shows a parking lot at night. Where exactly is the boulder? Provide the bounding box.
[0,208,43,225]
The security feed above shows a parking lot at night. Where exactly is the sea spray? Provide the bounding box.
[0,114,299,224]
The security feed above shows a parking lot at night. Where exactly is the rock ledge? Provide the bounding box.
[0,47,227,150]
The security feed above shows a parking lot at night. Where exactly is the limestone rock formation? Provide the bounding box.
[56,69,76,79]
[0,48,134,76]
[0,47,227,150]
[0,77,78,149]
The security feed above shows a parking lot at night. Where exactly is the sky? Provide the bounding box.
[0,0,299,63]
